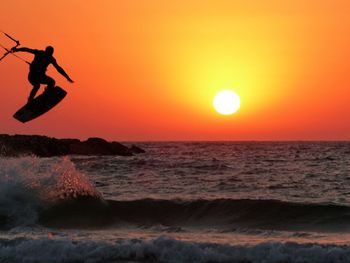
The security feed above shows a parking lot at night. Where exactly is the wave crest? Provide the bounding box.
[0,156,101,228]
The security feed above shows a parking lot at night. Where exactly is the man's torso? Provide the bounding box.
[30,51,55,75]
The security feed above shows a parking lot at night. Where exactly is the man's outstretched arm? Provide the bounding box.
[52,59,74,83]
[11,47,37,54]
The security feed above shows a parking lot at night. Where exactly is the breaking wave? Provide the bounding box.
[1,156,350,234]
[0,156,101,229]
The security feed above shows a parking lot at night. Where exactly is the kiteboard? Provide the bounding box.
[13,86,67,123]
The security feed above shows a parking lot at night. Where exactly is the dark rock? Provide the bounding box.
[129,145,146,154]
[0,134,145,157]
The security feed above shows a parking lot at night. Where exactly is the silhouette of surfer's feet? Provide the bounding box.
[45,85,55,91]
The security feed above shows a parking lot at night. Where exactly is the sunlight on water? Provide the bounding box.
[47,156,101,200]
[0,156,100,201]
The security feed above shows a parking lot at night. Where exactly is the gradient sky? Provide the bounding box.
[0,0,349,141]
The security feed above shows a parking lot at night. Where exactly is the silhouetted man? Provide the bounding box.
[11,46,73,102]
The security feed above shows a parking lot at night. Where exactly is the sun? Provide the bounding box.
[213,90,240,115]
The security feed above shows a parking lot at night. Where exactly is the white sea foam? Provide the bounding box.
[0,156,100,227]
[0,236,349,263]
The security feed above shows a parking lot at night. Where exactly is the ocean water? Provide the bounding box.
[0,142,350,262]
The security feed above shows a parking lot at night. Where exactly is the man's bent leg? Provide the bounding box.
[43,75,56,90]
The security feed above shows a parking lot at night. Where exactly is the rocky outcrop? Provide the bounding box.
[129,145,146,154]
[0,134,145,157]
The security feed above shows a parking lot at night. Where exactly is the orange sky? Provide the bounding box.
[0,0,349,140]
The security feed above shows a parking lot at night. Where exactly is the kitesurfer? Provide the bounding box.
[11,46,73,102]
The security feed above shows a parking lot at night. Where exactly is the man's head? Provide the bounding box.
[45,46,54,56]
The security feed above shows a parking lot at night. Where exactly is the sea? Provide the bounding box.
[0,141,350,263]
